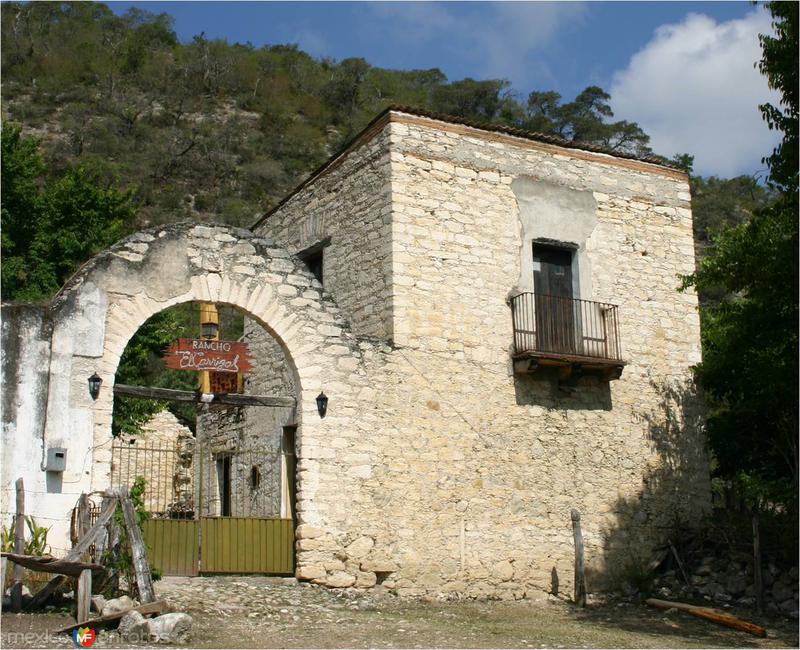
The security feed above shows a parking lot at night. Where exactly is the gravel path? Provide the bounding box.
[2,575,797,648]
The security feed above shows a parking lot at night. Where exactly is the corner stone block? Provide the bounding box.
[361,560,398,574]
[296,565,326,581]
[206,273,222,302]
[493,560,515,582]
[230,279,255,310]
[216,274,233,304]
[296,524,325,539]
[355,571,377,588]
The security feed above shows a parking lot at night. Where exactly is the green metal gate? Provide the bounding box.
[112,441,295,576]
[142,519,200,576]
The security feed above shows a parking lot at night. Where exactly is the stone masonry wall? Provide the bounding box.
[254,126,394,340]
[256,112,710,598]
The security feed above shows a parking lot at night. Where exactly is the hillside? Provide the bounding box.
[1,2,663,230]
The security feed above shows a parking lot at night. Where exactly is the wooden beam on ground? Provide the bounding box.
[114,383,295,407]
[26,497,118,611]
[1,553,104,577]
[57,600,169,634]
[646,598,767,638]
[119,488,155,603]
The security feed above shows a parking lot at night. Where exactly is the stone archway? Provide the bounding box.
[7,222,365,561]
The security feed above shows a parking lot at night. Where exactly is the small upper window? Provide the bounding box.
[304,250,323,284]
[298,237,330,285]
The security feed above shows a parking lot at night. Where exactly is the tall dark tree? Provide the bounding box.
[1,126,134,301]
[683,2,798,504]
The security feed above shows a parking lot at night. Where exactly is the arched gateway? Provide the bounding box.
[1,222,364,573]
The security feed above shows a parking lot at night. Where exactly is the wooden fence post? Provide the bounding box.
[119,488,155,603]
[753,510,763,614]
[571,509,587,607]
[11,478,25,612]
[76,569,91,623]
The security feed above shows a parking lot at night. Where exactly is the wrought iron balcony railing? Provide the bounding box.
[510,292,623,364]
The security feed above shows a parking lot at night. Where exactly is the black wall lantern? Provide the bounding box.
[316,391,328,418]
[88,372,103,400]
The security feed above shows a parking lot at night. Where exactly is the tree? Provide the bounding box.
[431,78,512,122]
[690,175,773,251]
[1,125,134,301]
[113,308,195,437]
[758,1,798,195]
[521,86,652,156]
[1,125,44,299]
[682,2,798,505]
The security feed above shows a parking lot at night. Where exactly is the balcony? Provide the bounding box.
[509,292,625,380]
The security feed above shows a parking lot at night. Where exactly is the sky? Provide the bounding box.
[108,1,782,179]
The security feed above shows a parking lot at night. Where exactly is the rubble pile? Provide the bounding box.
[653,554,799,620]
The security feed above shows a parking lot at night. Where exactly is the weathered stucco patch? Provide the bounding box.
[511,176,597,298]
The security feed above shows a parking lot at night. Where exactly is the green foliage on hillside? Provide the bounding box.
[1,1,657,231]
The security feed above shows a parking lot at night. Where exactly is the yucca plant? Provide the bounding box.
[0,517,50,555]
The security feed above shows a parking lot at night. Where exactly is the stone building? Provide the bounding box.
[1,106,709,597]
[240,106,710,596]
[111,410,194,516]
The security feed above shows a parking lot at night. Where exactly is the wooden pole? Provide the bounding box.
[76,569,91,623]
[11,478,25,612]
[753,510,763,614]
[646,598,767,638]
[118,488,155,603]
[198,302,218,394]
[668,539,692,590]
[571,509,587,607]
[113,383,294,407]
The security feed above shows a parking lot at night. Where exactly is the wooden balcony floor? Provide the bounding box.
[512,350,625,380]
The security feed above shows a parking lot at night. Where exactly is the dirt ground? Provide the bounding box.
[2,576,798,649]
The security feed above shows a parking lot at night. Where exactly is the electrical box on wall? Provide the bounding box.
[45,447,67,472]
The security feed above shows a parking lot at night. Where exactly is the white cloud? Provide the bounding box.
[362,2,586,89]
[610,9,781,178]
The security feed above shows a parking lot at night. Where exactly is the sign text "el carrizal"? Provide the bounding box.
[162,339,253,374]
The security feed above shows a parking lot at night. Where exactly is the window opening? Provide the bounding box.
[298,237,331,285]
[304,250,323,284]
[216,455,231,517]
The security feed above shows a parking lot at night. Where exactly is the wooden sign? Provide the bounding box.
[162,339,253,374]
